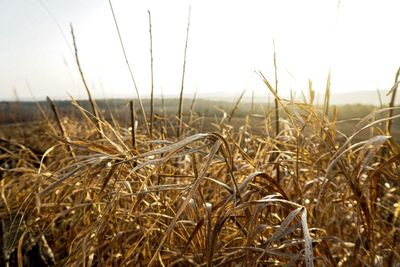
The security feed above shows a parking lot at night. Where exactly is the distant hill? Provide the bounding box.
[1,92,396,125]
[1,90,397,106]
[328,90,395,106]
[191,90,396,106]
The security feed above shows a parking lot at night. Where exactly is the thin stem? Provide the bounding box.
[177,6,191,138]
[387,67,400,136]
[130,100,136,149]
[46,96,74,157]
[108,0,150,136]
[273,41,280,182]
[188,90,197,126]
[228,89,246,123]
[323,70,331,118]
[273,40,279,137]
[70,24,103,139]
[250,90,254,115]
[148,10,154,139]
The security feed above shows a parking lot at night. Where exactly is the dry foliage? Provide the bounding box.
[1,86,399,266]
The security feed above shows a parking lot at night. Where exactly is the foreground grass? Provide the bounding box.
[0,96,399,266]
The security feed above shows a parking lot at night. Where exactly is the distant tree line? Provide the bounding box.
[0,99,397,125]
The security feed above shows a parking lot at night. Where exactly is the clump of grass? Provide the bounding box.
[1,85,399,266]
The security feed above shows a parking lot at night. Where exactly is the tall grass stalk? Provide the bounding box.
[26,81,57,136]
[273,42,281,182]
[273,41,279,137]
[148,10,155,139]
[323,71,331,118]
[188,90,197,126]
[386,67,400,136]
[160,88,167,139]
[70,24,103,139]
[308,79,315,105]
[108,0,150,136]
[177,6,191,138]
[46,96,74,157]
[250,90,255,115]
[129,100,136,148]
[228,89,246,123]
[377,88,383,108]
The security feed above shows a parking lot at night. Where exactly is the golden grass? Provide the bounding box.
[1,87,399,266]
[0,9,399,264]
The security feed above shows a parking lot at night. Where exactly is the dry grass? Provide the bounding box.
[1,86,399,266]
[0,9,399,265]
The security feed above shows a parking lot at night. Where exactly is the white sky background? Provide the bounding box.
[0,0,399,100]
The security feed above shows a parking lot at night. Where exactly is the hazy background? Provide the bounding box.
[1,0,399,103]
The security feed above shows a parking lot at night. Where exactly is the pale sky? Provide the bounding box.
[1,0,399,100]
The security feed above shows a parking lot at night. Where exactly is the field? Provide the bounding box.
[0,85,399,266]
[2,0,400,265]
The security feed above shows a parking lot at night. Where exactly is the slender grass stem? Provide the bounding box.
[148,10,154,139]
[70,24,103,139]
[108,0,150,136]
[177,6,191,138]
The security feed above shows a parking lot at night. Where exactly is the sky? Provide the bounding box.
[1,0,399,101]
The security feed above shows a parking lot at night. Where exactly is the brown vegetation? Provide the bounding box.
[0,85,399,266]
[0,6,399,264]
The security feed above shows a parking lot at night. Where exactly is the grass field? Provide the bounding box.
[1,8,399,265]
[0,85,399,266]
